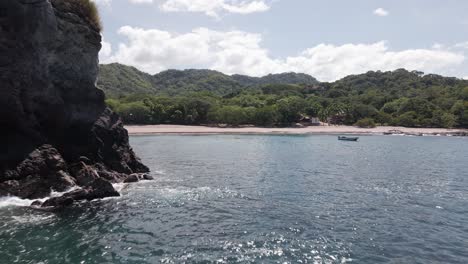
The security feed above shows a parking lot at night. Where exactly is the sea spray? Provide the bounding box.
[0,186,81,209]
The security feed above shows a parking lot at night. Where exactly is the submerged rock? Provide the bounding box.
[124,174,140,183]
[142,174,154,181]
[0,0,149,206]
[40,178,120,208]
[41,196,75,208]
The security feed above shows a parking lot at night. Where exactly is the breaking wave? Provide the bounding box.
[0,187,81,209]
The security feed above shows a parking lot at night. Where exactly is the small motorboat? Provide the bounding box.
[338,136,359,141]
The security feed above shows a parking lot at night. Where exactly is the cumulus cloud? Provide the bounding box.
[106,26,278,75]
[99,0,271,16]
[99,38,113,63]
[220,1,270,14]
[374,8,389,17]
[160,0,270,17]
[285,42,463,81]
[104,26,465,81]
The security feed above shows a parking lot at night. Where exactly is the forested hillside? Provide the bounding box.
[317,69,468,128]
[232,72,319,87]
[98,63,154,96]
[101,65,468,128]
[98,63,319,97]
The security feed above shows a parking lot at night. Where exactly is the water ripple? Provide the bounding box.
[1,135,468,263]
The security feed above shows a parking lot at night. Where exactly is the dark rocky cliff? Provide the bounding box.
[0,0,149,206]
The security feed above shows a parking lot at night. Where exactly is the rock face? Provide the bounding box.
[0,0,149,205]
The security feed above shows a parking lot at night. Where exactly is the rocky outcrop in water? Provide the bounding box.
[0,0,149,207]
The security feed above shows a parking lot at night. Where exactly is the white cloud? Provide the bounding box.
[285,42,463,81]
[160,0,270,17]
[221,1,270,14]
[97,0,271,16]
[105,26,465,81]
[99,38,113,63]
[374,8,389,17]
[463,76,468,80]
[106,26,281,75]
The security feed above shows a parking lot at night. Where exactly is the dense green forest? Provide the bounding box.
[102,67,468,128]
[98,63,319,97]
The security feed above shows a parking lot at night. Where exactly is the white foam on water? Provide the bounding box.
[11,214,56,224]
[0,181,242,208]
[0,186,81,209]
[0,196,37,208]
[50,186,81,197]
[112,182,128,193]
[112,177,157,193]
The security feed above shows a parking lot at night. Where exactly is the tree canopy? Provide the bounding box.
[98,63,319,97]
[103,68,468,128]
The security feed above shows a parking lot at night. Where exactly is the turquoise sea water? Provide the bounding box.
[1,135,468,263]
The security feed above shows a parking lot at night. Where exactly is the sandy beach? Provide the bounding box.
[126,125,468,136]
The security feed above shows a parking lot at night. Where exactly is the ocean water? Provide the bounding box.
[1,135,468,263]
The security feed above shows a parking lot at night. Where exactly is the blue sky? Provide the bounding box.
[94,0,468,81]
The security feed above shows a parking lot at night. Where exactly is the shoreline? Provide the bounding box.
[125,125,468,136]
